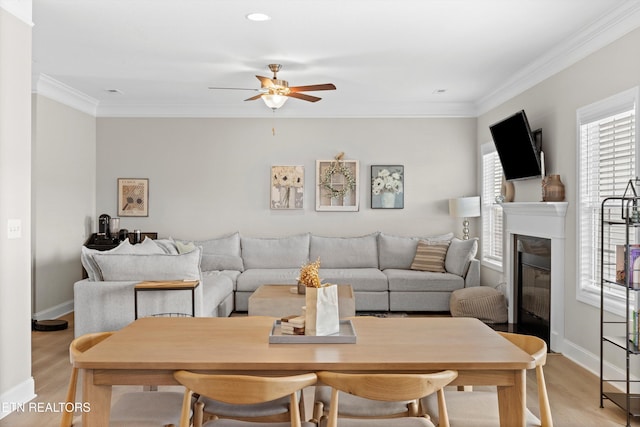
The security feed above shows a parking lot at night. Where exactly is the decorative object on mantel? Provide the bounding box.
[542,174,565,202]
[371,165,404,209]
[271,165,304,209]
[316,153,360,211]
[449,196,481,240]
[500,177,515,202]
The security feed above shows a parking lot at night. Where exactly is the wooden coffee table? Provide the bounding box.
[248,284,355,318]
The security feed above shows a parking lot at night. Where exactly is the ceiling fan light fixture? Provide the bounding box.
[262,94,288,109]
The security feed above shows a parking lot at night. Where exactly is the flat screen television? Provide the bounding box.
[489,110,542,181]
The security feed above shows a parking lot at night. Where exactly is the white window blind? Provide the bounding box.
[578,87,638,309]
[481,145,503,267]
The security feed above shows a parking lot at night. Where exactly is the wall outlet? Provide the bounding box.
[8,219,21,239]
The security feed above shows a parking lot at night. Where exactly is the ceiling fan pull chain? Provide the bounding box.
[272,109,276,136]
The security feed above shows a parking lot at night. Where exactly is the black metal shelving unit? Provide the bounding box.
[600,183,640,427]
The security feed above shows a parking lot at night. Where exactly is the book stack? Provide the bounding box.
[631,310,639,348]
[280,315,305,335]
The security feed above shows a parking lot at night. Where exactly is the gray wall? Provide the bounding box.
[32,95,96,317]
[478,26,640,371]
[0,6,34,416]
[95,117,478,239]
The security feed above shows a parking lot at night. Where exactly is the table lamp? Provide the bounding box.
[449,196,481,240]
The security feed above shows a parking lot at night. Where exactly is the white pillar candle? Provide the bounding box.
[540,151,545,177]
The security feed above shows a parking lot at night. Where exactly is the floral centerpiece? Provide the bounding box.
[297,258,322,293]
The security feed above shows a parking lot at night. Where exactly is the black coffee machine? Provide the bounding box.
[98,214,111,239]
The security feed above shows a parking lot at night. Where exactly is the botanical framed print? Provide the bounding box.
[271,166,304,209]
[117,178,149,217]
[371,165,404,209]
[316,159,359,211]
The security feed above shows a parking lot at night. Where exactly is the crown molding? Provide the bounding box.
[476,0,640,115]
[33,74,98,116]
[0,0,32,26]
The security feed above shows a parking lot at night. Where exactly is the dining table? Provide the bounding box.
[73,315,534,426]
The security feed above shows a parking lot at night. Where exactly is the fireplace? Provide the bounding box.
[501,202,567,352]
[514,235,551,346]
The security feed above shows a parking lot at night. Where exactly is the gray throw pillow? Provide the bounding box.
[445,238,478,276]
[93,247,202,281]
[81,240,135,281]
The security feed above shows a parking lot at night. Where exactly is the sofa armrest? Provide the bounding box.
[464,259,480,287]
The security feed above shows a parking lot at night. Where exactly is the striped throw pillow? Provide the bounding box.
[410,240,450,273]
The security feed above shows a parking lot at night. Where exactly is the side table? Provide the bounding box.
[134,280,200,319]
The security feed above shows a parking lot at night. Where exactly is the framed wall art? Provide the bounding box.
[117,178,149,217]
[316,159,359,211]
[371,165,404,209]
[271,165,304,209]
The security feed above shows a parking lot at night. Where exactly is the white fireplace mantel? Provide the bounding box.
[502,201,568,352]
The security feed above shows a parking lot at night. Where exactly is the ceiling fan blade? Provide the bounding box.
[289,83,336,92]
[208,87,260,91]
[256,75,275,88]
[287,92,322,103]
[244,94,264,101]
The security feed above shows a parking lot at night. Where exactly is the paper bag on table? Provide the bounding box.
[305,284,340,336]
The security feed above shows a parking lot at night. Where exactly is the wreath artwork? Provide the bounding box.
[320,154,357,199]
[316,153,360,211]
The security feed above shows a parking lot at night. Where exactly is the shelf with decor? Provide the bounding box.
[600,179,640,427]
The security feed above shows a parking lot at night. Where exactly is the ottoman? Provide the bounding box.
[450,286,507,324]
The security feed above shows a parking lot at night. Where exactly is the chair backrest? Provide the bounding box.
[173,371,318,427]
[61,332,114,427]
[498,332,552,427]
[316,370,457,427]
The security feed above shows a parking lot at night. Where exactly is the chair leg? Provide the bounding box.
[537,366,553,427]
[312,400,324,423]
[436,388,450,427]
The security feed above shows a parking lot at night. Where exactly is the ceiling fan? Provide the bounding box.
[209,64,336,109]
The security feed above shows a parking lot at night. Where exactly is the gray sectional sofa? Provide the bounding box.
[74,231,479,337]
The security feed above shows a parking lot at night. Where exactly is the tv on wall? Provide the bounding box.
[489,110,542,181]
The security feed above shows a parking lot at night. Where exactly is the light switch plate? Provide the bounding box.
[8,219,21,239]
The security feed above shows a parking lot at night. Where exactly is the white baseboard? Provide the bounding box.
[562,337,636,393]
[0,377,36,420]
[32,299,73,321]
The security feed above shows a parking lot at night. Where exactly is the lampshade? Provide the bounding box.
[262,94,288,109]
[449,196,481,218]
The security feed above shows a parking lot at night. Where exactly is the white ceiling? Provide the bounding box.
[31,0,640,118]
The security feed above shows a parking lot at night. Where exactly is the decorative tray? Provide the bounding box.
[269,319,357,344]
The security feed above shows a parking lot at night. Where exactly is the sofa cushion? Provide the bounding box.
[378,232,453,270]
[445,238,478,276]
[195,232,242,257]
[201,254,245,272]
[92,247,202,281]
[81,239,169,281]
[410,240,450,273]
[241,234,310,269]
[310,233,379,268]
[318,268,388,292]
[154,238,179,254]
[385,269,465,292]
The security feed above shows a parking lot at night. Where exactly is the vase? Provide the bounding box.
[501,177,515,202]
[297,281,306,295]
[380,192,396,208]
[542,174,565,202]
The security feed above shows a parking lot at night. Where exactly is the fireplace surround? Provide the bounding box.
[501,202,568,352]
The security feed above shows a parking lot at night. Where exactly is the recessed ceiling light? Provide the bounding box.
[433,89,447,94]
[246,12,271,22]
[105,89,123,94]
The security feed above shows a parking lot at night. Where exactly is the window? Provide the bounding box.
[577,87,638,313]
[481,142,504,270]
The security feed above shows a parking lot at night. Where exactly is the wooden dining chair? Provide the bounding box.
[173,371,318,427]
[315,370,458,427]
[422,331,552,427]
[61,331,184,427]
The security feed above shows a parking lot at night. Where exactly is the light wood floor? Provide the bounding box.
[1,312,639,427]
